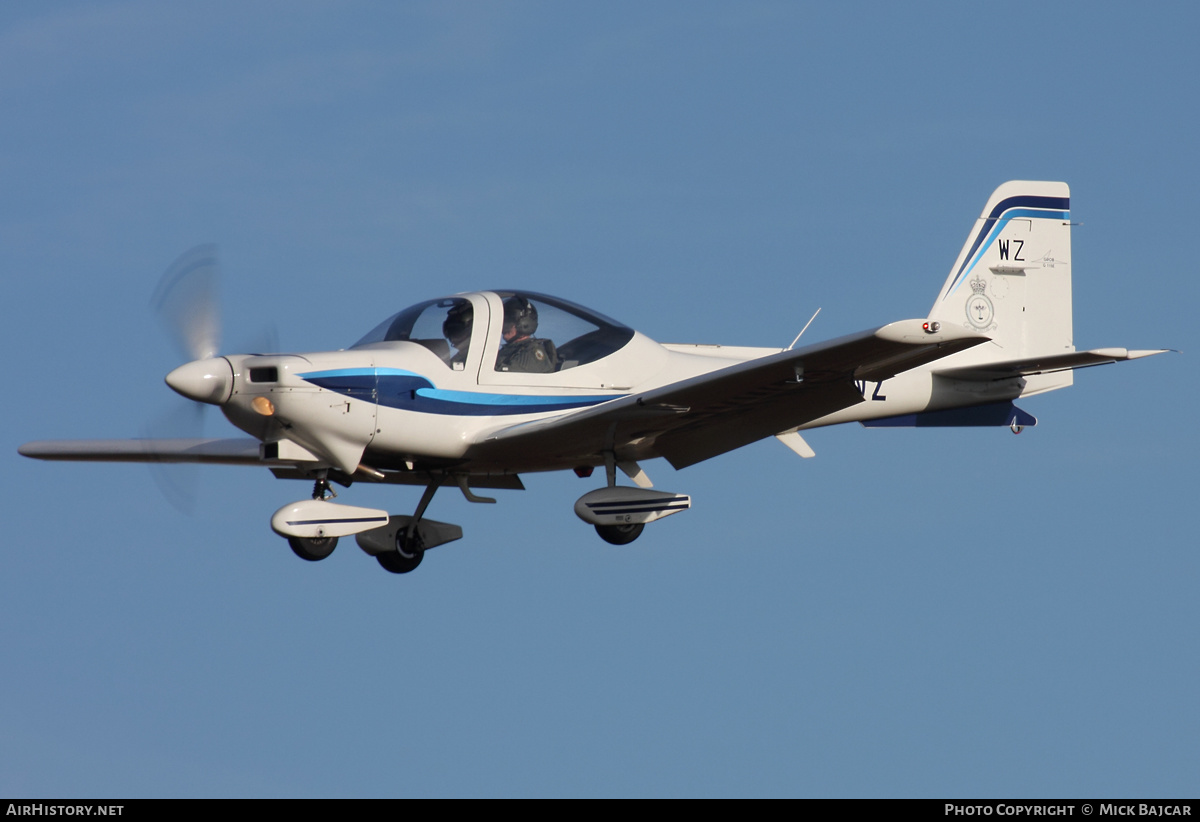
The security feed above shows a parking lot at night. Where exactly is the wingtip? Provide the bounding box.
[1087,348,1175,361]
[18,441,51,459]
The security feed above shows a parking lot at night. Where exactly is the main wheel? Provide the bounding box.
[288,535,338,562]
[377,529,424,574]
[595,522,644,545]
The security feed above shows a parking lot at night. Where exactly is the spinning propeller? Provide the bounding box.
[142,245,224,510]
[153,245,237,406]
[145,245,275,509]
[152,244,222,362]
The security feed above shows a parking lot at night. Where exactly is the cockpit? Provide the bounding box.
[352,291,637,377]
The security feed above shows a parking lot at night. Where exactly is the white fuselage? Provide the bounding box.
[215,289,1051,477]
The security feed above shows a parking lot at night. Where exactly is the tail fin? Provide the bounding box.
[929,182,1073,375]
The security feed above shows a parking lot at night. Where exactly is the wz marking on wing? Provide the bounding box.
[855,380,887,401]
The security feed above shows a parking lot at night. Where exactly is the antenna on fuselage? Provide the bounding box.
[785,308,821,351]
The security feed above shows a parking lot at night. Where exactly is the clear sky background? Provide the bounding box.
[3,1,1197,798]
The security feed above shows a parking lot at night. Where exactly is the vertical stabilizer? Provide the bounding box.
[929,182,1073,378]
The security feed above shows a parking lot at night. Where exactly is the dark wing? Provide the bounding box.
[466,319,989,470]
[19,438,268,465]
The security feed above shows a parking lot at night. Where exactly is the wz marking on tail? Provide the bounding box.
[998,239,1025,261]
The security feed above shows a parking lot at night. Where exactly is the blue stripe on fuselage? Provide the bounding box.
[297,367,619,416]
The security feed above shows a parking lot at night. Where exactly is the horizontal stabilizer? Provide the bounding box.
[862,401,1036,429]
[935,348,1171,381]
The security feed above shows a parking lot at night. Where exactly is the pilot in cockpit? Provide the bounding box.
[442,301,472,369]
[496,296,557,373]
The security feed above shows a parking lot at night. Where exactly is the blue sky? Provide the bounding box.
[3,1,1197,798]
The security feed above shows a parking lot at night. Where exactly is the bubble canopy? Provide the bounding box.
[352,291,636,371]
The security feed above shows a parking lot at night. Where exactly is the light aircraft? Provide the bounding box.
[20,181,1168,574]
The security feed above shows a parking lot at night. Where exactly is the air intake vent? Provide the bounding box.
[249,367,278,383]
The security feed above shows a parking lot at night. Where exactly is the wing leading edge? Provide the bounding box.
[19,438,268,465]
[467,319,990,470]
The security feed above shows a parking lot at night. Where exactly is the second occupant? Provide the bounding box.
[496,296,556,373]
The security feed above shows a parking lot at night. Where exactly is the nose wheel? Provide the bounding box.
[280,474,459,573]
[288,535,338,561]
[595,522,645,545]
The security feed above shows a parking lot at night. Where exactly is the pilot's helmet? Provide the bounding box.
[503,296,538,337]
[443,301,473,347]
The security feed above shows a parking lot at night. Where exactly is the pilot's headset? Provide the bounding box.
[503,296,539,337]
[443,301,473,347]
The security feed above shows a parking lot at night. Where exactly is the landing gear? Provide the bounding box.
[288,535,338,561]
[279,471,476,572]
[312,475,336,499]
[595,522,644,545]
[374,480,437,574]
[377,529,424,574]
[577,462,688,545]
[281,472,342,561]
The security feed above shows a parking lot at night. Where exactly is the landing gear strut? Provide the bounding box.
[375,480,438,574]
[592,452,646,544]
[283,472,341,561]
[312,475,336,500]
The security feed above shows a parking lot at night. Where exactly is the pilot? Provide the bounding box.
[442,301,473,369]
[496,296,556,373]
